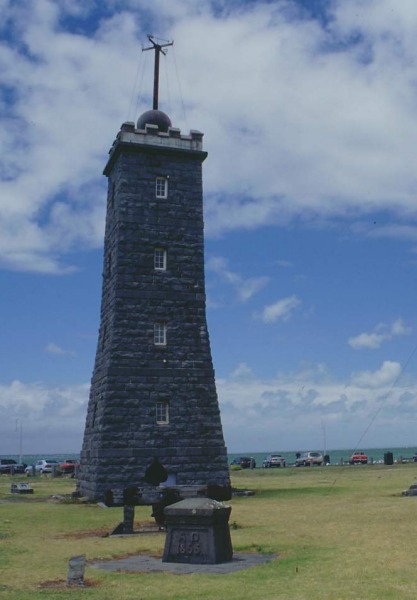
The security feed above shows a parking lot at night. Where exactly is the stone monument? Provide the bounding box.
[163,497,233,564]
[77,37,230,502]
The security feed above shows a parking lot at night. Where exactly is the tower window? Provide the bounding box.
[156,401,169,424]
[154,321,167,345]
[156,177,168,198]
[154,247,167,270]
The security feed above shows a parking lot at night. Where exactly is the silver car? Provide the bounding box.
[25,459,60,475]
[295,451,324,466]
[262,454,286,468]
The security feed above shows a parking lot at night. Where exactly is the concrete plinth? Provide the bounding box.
[162,497,233,564]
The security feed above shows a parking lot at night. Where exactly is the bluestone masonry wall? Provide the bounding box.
[77,121,230,500]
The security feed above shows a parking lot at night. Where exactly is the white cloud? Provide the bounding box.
[366,224,417,242]
[2,2,417,271]
[276,259,293,268]
[255,295,301,323]
[207,255,269,302]
[238,277,270,302]
[391,318,412,336]
[0,379,89,453]
[350,360,402,389]
[348,331,388,350]
[348,318,412,349]
[0,356,414,454]
[0,3,137,272]
[45,342,75,356]
[217,359,417,451]
[230,362,254,381]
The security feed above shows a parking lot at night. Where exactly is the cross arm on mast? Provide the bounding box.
[142,35,174,110]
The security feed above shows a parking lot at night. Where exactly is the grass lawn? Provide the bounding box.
[1,464,417,599]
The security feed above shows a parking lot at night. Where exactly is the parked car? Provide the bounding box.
[0,458,27,474]
[295,451,324,467]
[349,451,368,465]
[262,454,286,468]
[59,459,80,475]
[230,457,254,469]
[25,459,60,475]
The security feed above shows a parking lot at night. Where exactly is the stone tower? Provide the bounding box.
[77,106,230,501]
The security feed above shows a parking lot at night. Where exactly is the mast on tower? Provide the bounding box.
[142,35,173,110]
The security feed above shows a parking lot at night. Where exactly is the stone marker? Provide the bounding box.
[110,505,135,536]
[67,554,86,586]
[402,482,417,496]
[10,483,33,494]
[122,505,135,534]
[162,497,233,564]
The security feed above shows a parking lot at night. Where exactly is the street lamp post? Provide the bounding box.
[16,418,23,463]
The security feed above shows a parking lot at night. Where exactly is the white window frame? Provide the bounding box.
[156,177,168,198]
[154,247,167,271]
[154,321,167,346]
[156,401,169,424]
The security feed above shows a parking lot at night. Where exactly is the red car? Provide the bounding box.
[59,459,80,475]
[349,451,368,465]
[230,457,254,469]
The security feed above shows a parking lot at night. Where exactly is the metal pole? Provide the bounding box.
[153,44,160,110]
[142,36,173,111]
[16,418,23,463]
[19,419,23,464]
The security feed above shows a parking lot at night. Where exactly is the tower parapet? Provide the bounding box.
[104,120,206,177]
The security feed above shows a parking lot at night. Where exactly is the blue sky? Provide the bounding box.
[2,0,417,455]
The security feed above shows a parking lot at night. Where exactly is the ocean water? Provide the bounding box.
[228,446,417,467]
[3,447,417,468]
